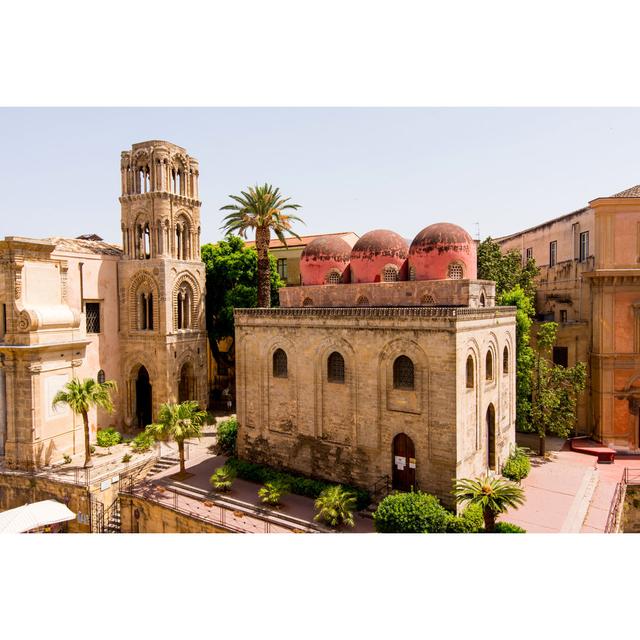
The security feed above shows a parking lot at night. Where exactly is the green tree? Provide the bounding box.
[52,377,117,468]
[453,475,526,533]
[499,285,535,431]
[314,485,357,529]
[146,401,208,475]
[531,322,587,455]
[220,183,303,308]
[201,235,284,372]
[477,237,539,299]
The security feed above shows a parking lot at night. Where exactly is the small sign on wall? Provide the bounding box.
[100,479,111,491]
[409,458,416,469]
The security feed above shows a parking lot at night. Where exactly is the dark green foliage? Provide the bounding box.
[445,503,484,533]
[493,522,526,533]
[477,237,539,301]
[131,429,155,453]
[502,447,531,482]
[201,236,284,367]
[224,457,370,510]
[122,453,132,463]
[96,427,122,448]
[258,481,289,506]
[216,417,238,456]
[373,491,453,533]
[63,454,72,464]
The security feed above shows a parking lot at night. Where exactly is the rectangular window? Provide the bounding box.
[552,346,568,368]
[579,231,589,262]
[525,247,533,262]
[549,240,557,267]
[85,302,101,334]
[277,258,288,282]
[560,309,568,323]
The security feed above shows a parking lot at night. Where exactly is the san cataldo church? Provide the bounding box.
[0,139,517,505]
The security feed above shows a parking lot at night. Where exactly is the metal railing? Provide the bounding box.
[371,475,390,502]
[119,478,318,534]
[605,467,640,533]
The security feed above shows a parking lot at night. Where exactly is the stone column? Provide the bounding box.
[0,361,6,456]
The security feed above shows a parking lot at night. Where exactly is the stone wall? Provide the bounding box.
[235,306,516,508]
[279,279,496,309]
[120,494,227,533]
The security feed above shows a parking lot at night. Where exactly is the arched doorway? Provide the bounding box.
[135,366,152,428]
[392,433,416,491]
[487,403,496,471]
[178,362,194,403]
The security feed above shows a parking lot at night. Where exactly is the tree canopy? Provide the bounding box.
[201,235,284,367]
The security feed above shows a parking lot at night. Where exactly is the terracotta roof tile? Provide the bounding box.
[611,184,640,198]
[245,231,358,249]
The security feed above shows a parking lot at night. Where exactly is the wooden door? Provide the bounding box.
[392,433,416,491]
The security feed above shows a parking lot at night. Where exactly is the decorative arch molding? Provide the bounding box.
[463,338,482,450]
[378,337,429,417]
[314,336,357,443]
[172,271,202,331]
[263,336,299,435]
[483,331,500,385]
[127,271,160,332]
[121,356,160,428]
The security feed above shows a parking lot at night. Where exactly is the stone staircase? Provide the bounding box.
[103,500,121,533]
[147,456,179,477]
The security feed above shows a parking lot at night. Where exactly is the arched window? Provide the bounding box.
[139,292,154,330]
[143,223,151,259]
[356,295,369,306]
[327,270,341,284]
[448,263,464,280]
[302,297,314,307]
[273,349,288,378]
[176,285,192,330]
[383,265,399,282]
[466,356,474,388]
[97,369,106,384]
[393,355,414,390]
[486,350,493,381]
[503,346,509,374]
[479,292,486,307]
[327,352,345,383]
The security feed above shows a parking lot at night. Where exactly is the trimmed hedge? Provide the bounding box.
[374,491,485,533]
[224,457,370,510]
[493,522,526,533]
[502,448,531,482]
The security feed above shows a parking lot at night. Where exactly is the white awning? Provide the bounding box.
[0,500,76,533]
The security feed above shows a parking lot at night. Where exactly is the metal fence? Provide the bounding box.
[605,467,640,533]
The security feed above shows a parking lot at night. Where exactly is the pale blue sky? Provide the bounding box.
[1,107,640,245]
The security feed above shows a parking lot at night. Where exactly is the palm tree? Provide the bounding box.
[146,401,207,475]
[220,183,303,307]
[314,485,357,529]
[52,377,117,468]
[452,475,525,533]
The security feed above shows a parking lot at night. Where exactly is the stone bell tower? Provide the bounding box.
[118,140,207,428]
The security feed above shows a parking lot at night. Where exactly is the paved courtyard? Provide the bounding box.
[502,433,640,533]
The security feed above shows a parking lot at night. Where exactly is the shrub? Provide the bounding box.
[445,503,484,533]
[493,521,526,533]
[502,447,531,482]
[210,466,235,492]
[374,491,452,533]
[63,454,72,464]
[258,481,288,506]
[90,446,96,454]
[314,486,357,528]
[131,430,155,453]
[216,417,238,456]
[224,457,370,509]
[96,427,122,448]
[122,453,132,463]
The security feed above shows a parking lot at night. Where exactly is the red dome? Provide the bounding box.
[409,223,476,280]
[349,229,409,283]
[300,235,352,285]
